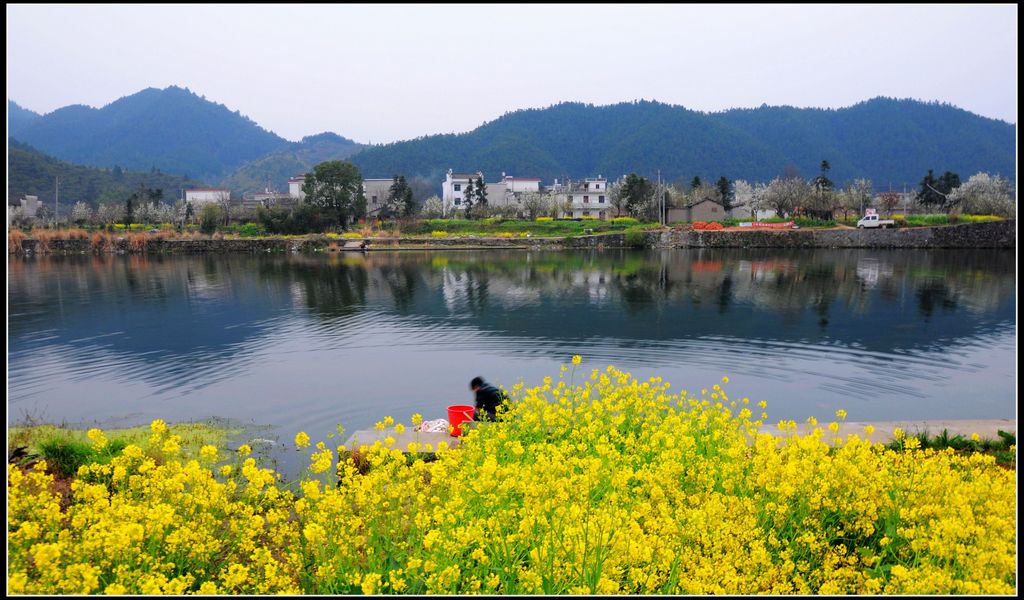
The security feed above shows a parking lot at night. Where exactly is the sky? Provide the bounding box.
[6,4,1018,144]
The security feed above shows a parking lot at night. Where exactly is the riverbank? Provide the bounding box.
[8,219,1015,255]
[8,366,1016,594]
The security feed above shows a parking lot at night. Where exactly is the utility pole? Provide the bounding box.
[55,176,60,228]
[657,169,663,225]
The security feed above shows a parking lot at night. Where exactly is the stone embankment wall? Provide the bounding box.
[645,219,1015,249]
[10,220,1015,255]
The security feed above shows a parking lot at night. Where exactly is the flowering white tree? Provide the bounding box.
[755,177,810,218]
[947,172,1015,217]
[96,203,123,226]
[71,202,93,226]
[420,195,444,219]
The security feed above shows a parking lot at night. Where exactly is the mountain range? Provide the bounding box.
[8,87,1016,203]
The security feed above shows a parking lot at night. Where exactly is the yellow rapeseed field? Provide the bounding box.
[7,362,1016,594]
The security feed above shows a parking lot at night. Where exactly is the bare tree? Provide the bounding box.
[520,192,549,220]
[214,192,232,225]
[877,192,900,217]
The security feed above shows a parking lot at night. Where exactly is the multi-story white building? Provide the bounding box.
[563,176,610,219]
[185,188,231,207]
[441,169,485,212]
[288,176,306,201]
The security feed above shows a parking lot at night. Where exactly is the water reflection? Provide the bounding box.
[7,249,1016,441]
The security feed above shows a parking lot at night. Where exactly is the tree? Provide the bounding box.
[690,176,702,191]
[124,195,135,228]
[384,175,414,218]
[757,177,811,218]
[474,176,488,212]
[71,202,92,226]
[421,195,445,218]
[520,192,549,220]
[462,178,476,219]
[607,180,626,217]
[716,176,733,209]
[877,192,901,217]
[199,203,223,234]
[917,169,961,210]
[302,160,365,229]
[620,173,656,219]
[947,172,1015,217]
[97,203,122,227]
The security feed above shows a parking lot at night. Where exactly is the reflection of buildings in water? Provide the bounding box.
[855,258,895,289]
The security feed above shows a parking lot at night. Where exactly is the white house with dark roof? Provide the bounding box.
[441,169,485,211]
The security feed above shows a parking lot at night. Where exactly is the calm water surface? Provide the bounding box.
[8,249,1016,475]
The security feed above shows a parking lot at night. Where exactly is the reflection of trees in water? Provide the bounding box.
[916,279,958,320]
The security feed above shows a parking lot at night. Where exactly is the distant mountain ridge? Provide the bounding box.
[8,100,41,138]
[8,89,1015,197]
[8,138,204,207]
[349,98,1015,187]
[220,132,363,194]
[11,86,293,181]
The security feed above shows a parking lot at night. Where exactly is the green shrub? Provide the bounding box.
[625,227,648,248]
[237,223,265,237]
[37,437,96,478]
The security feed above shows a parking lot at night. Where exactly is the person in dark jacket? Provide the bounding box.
[470,376,507,422]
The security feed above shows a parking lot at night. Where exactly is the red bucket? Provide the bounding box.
[447,405,475,437]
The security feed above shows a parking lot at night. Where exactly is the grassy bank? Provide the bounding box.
[7,362,1016,594]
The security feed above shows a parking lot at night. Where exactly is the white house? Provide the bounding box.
[288,176,306,201]
[441,169,485,211]
[500,174,541,195]
[563,176,610,219]
[185,188,231,207]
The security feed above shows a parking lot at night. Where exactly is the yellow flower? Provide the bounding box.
[295,431,311,449]
[86,428,108,450]
[150,419,167,435]
[220,465,233,476]
[394,423,406,434]
[200,445,218,461]
[828,422,840,433]
[807,416,818,426]
[757,400,768,409]
[835,409,848,421]
[411,413,423,425]
[971,432,980,442]
[864,425,875,436]
[893,427,905,440]
[571,355,582,365]
[238,444,252,456]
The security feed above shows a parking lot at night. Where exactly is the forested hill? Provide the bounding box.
[8,100,41,138]
[10,86,292,181]
[349,98,1015,187]
[220,132,364,194]
[7,139,205,207]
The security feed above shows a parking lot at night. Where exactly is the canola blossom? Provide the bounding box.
[6,364,1016,594]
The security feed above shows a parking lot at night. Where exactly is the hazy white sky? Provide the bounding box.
[6,4,1018,143]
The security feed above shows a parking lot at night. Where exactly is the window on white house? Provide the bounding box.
[584,196,589,203]
[599,196,605,203]
[454,184,461,191]
[584,210,591,217]
[454,199,461,205]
